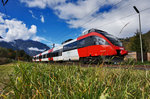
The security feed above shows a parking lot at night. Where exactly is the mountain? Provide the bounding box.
[0,39,50,56]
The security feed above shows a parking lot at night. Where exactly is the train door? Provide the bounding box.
[88,36,107,56]
[62,45,71,61]
[77,38,88,57]
[57,49,63,61]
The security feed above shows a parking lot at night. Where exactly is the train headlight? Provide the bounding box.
[120,48,124,50]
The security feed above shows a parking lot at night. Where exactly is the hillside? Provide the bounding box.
[0,39,50,56]
[122,31,150,52]
[0,47,31,64]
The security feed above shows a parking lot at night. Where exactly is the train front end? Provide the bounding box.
[97,30,128,62]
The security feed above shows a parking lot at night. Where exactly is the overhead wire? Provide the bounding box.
[78,0,123,28]
[57,0,139,41]
[32,0,132,43]
[78,0,106,25]
[83,0,138,28]
[61,4,150,42]
[55,0,124,42]
[96,6,150,29]
[53,0,107,42]
[16,0,150,45]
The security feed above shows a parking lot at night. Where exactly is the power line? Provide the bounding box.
[60,6,150,41]
[55,0,124,41]
[83,0,138,28]
[50,5,150,44]
[141,7,150,12]
[79,0,124,28]
[94,7,150,29]
[53,0,107,41]
[44,0,136,42]
[79,0,106,24]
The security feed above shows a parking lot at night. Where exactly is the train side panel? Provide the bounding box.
[62,49,79,61]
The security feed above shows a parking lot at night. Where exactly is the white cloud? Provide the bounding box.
[0,13,46,42]
[21,0,66,9]
[29,10,45,23]
[29,10,38,19]
[32,36,46,41]
[3,19,37,41]
[54,0,150,38]
[29,25,37,33]
[28,47,46,52]
[54,0,120,20]
[40,15,45,23]
[21,0,150,38]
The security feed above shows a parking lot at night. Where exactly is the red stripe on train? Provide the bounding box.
[77,45,117,57]
[48,57,53,61]
[48,48,54,61]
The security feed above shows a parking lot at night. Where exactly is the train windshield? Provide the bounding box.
[105,34,122,47]
[95,30,122,47]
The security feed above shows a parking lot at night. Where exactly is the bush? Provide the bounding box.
[0,58,11,65]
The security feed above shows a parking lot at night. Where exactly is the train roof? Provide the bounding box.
[81,28,107,36]
[61,29,107,45]
[61,39,73,44]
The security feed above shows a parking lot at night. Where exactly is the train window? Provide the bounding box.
[105,35,122,47]
[94,36,109,45]
[85,36,95,46]
[63,41,78,52]
[63,44,70,51]
[95,30,122,46]
[59,49,63,56]
[72,42,78,49]
[78,36,95,48]
[45,54,47,58]
[42,54,46,58]
[78,39,85,48]
[50,51,59,57]
[36,56,39,59]
[47,53,50,58]
[39,56,42,59]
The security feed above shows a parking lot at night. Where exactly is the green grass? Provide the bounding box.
[0,63,15,92]
[0,63,15,78]
[0,62,150,98]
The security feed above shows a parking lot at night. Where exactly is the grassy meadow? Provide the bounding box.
[0,62,150,99]
[0,63,15,92]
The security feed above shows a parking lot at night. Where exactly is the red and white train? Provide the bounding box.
[32,29,128,63]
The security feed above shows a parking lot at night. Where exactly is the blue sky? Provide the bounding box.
[0,0,150,48]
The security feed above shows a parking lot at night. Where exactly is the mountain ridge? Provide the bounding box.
[0,39,50,56]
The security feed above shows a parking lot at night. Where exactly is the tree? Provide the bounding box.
[8,49,16,59]
[129,31,149,61]
[0,47,8,57]
[129,32,148,53]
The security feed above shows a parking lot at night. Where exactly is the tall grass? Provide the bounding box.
[1,62,150,98]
